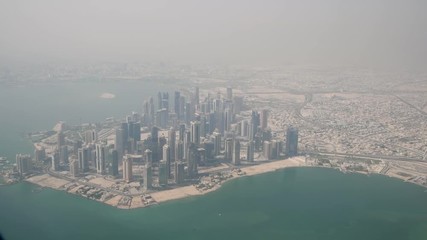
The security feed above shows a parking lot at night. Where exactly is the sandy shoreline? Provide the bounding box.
[24,157,306,208]
[24,156,426,209]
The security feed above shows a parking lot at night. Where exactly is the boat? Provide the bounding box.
[0,157,7,163]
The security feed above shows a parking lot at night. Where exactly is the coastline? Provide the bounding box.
[25,157,306,209]
[23,156,427,209]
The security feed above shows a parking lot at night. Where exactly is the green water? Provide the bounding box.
[1,83,427,240]
[1,168,427,240]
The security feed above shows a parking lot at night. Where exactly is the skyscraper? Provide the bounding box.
[285,127,299,157]
[110,149,119,177]
[159,161,168,186]
[143,163,152,190]
[145,149,153,164]
[70,157,79,177]
[260,109,269,130]
[190,121,201,146]
[213,131,221,156]
[95,144,106,175]
[225,138,233,161]
[34,148,46,162]
[232,139,241,165]
[16,154,31,177]
[51,152,60,171]
[78,147,90,173]
[59,145,69,164]
[57,131,65,150]
[174,91,181,119]
[115,128,125,160]
[263,141,272,160]
[246,141,255,162]
[195,86,200,105]
[123,155,133,183]
[162,144,171,178]
[174,161,185,184]
[168,127,176,162]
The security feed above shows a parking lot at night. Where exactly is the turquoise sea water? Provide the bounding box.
[1,82,427,240]
[1,168,427,240]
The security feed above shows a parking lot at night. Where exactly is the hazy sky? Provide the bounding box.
[1,0,426,67]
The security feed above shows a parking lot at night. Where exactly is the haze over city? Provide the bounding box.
[1,1,427,240]
[1,0,427,69]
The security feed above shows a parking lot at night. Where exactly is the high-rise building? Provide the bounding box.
[246,141,255,162]
[132,122,141,142]
[16,154,31,177]
[224,138,233,161]
[260,109,269,131]
[187,144,198,178]
[115,128,125,160]
[233,96,244,114]
[95,144,106,175]
[190,121,201,146]
[156,108,168,128]
[195,86,200,105]
[263,141,272,160]
[241,120,249,137]
[110,149,119,177]
[250,110,260,140]
[213,131,221,156]
[34,148,46,162]
[57,131,65,150]
[174,161,185,184]
[162,144,171,178]
[70,157,79,177]
[143,163,152,190]
[159,161,168,186]
[174,91,181,119]
[175,140,184,161]
[72,140,82,156]
[223,108,233,133]
[285,127,298,157]
[51,152,60,171]
[78,147,90,173]
[59,145,69,164]
[168,127,176,162]
[183,130,191,160]
[145,149,152,164]
[123,155,133,183]
[232,139,241,165]
[185,102,192,124]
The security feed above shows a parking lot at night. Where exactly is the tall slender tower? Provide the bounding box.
[163,144,171,178]
[285,127,299,157]
[168,127,176,162]
[190,121,201,146]
[232,139,241,165]
[123,155,133,183]
[95,144,106,175]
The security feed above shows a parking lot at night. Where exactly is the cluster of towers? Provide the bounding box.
[18,86,298,189]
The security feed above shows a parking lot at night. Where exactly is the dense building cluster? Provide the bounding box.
[16,87,299,190]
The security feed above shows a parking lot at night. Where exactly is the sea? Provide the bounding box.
[0,81,427,240]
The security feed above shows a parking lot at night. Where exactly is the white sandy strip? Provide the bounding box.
[198,163,229,174]
[151,157,306,203]
[104,195,124,207]
[26,174,70,189]
[150,185,203,203]
[129,196,145,209]
[242,157,305,176]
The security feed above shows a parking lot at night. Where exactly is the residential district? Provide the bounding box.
[1,64,427,209]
